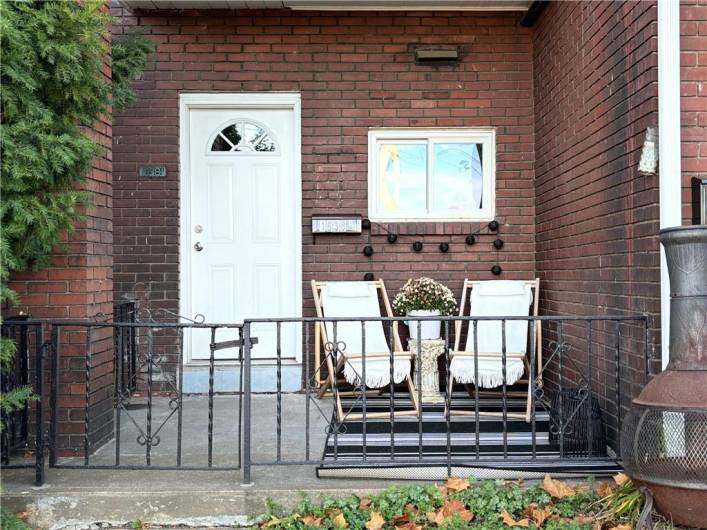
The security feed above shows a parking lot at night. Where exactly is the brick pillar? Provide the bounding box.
[7,34,113,457]
[681,0,707,224]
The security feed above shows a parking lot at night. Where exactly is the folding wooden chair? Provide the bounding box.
[311,279,420,422]
[450,279,541,422]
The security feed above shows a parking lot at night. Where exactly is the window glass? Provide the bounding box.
[378,143,427,214]
[432,143,483,211]
[210,121,277,153]
[368,129,494,221]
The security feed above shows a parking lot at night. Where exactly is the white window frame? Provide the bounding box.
[367,128,496,222]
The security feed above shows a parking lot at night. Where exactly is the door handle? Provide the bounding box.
[194,242,204,252]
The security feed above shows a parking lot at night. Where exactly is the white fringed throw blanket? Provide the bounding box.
[450,280,532,388]
[320,282,410,389]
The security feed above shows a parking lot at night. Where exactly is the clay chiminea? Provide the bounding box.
[621,226,707,527]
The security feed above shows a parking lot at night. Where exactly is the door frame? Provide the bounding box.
[178,92,303,365]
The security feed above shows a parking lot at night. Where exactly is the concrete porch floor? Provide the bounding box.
[1,395,426,529]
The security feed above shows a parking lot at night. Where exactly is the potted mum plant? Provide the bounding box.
[392,277,457,340]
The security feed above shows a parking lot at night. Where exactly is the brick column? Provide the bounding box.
[681,0,707,224]
[7,35,113,456]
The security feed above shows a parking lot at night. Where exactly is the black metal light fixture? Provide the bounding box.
[412,241,423,252]
[439,242,449,253]
[363,245,374,257]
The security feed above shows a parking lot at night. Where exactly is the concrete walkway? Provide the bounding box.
[1,395,426,529]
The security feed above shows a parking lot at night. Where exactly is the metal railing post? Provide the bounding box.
[241,322,253,487]
[49,325,59,467]
[35,324,45,486]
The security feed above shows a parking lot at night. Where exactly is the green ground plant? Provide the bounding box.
[0,508,30,530]
[255,474,664,530]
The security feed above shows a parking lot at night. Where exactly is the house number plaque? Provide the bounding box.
[312,214,362,234]
[139,165,167,178]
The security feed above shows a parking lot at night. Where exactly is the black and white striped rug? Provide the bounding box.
[318,391,620,480]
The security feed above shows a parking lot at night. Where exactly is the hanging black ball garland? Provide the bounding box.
[363,272,375,281]
[362,219,503,259]
[491,265,502,275]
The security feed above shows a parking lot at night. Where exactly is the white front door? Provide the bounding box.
[182,96,301,363]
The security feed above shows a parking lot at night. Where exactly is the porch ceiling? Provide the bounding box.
[120,0,533,11]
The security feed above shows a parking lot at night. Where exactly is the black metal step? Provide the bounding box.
[332,416,551,435]
[318,393,611,478]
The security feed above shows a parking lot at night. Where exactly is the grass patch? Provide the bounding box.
[0,508,31,530]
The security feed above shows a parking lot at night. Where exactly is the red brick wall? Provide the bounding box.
[533,1,660,442]
[110,6,536,320]
[8,24,114,455]
[681,0,707,224]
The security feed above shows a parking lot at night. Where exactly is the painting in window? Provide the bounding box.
[210,121,276,153]
[377,143,427,213]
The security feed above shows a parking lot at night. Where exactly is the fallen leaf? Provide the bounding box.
[596,482,615,497]
[365,512,385,530]
[394,523,422,530]
[613,472,630,485]
[522,504,552,526]
[427,510,445,525]
[405,503,419,514]
[573,482,591,493]
[444,499,474,522]
[445,476,470,491]
[302,515,324,527]
[543,474,576,498]
[392,513,410,525]
[332,512,348,529]
[325,508,341,518]
[359,498,372,509]
[435,484,448,497]
[609,525,632,530]
[500,511,530,527]
[427,498,475,525]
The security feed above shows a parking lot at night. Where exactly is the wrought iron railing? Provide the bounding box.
[113,301,138,395]
[238,315,650,484]
[0,313,650,487]
[47,320,245,471]
[0,317,46,486]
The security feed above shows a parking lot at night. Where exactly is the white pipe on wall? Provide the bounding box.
[657,0,683,369]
